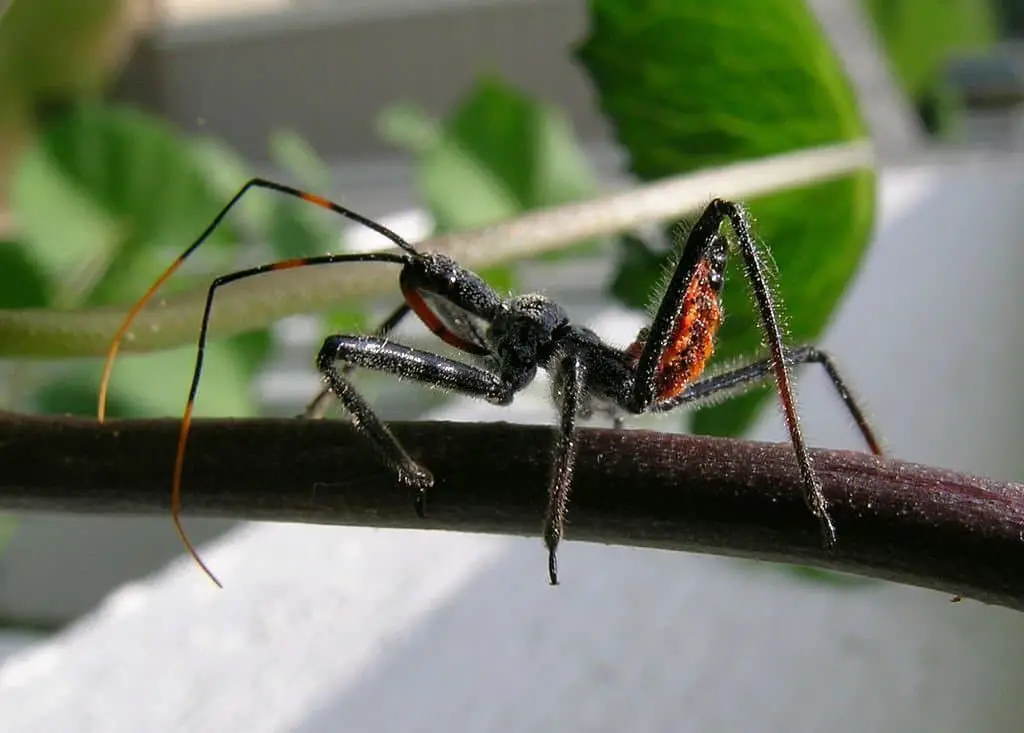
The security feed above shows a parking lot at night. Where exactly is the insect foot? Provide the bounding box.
[400,463,434,518]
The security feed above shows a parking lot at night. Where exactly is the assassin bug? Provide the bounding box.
[98,178,882,587]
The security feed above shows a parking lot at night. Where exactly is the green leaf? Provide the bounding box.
[36,333,264,419]
[426,77,596,228]
[267,199,336,260]
[577,0,876,438]
[191,136,264,231]
[0,241,52,308]
[377,103,443,155]
[387,77,600,267]
[609,234,666,311]
[324,307,369,335]
[226,329,273,372]
[11,138,121,305]
[265,130,343,259]
[269,129,332,192]
[477,264,517,295]
[12,103,239,307]
[0,0,133,185]
[0,0,132,101]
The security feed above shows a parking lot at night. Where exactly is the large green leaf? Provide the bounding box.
[577,0,876,438]
[193,133,369,330]
[10,136,121,306]
[12,103,239,308]
[190,135,264,232]
[378,102,443,156]
[861,0,996,136]
[411,76,597,231]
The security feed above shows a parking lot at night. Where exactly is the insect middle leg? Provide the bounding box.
[316,334,519,514]
[544,350,589,586]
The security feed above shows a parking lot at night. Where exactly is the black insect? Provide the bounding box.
[98,179,882,586]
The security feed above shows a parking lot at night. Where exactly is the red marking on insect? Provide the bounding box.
[270,258,310,271]
[626,257,724,400]
[401,280,490,356]
[300,191,333,209]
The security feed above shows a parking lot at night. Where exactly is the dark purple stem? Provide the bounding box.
[1,412,1021,608]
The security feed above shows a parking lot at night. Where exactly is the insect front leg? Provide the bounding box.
[317,353,434,508]
[302,303,413,419]
[316,334,519,514]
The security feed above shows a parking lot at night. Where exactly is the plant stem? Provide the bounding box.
[0,140,873,357]
[1,411,1021,608]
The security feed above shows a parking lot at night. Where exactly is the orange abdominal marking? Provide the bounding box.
[627,257,724,401]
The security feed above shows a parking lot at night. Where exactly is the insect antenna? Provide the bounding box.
[97,177,419,420]
[98,178,418,585]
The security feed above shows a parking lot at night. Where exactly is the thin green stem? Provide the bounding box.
[0,140,873,358]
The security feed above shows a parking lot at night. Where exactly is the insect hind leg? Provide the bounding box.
[654,345,883,456]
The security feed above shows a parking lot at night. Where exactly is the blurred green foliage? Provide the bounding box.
[15,104,239,308]
[0,0,876,432]
[381,78,598,237]
[3,102,274,421]
[379,77,603,291]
